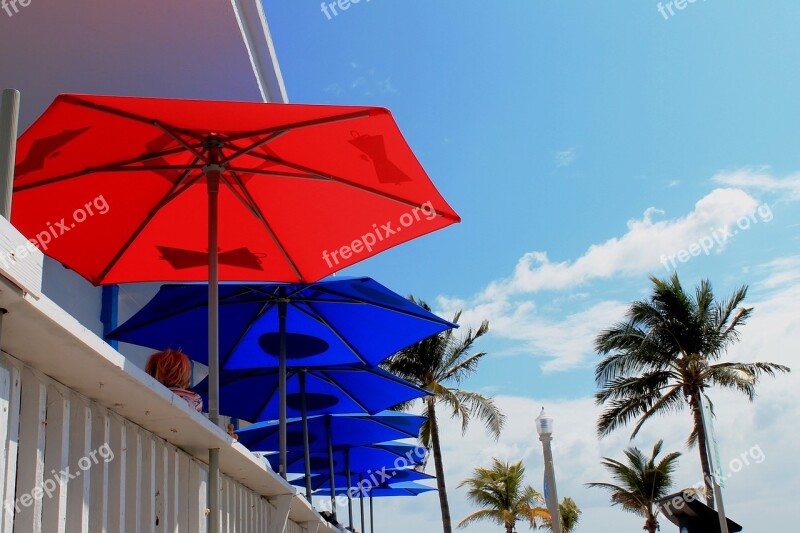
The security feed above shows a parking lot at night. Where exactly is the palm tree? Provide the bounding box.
[587,440,680,533]
[543,497,581,533]
[594,273,790,504]
[383,299,505,533]
[458,458,550,533]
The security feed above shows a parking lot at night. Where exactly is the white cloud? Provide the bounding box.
[436,297,628,372]
[754,256,800,291]
[555,148,577,168]
[432,187,770,372]
[482,188,760,300]
[712,167,800,201]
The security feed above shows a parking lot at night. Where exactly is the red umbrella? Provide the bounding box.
[10,94,460,481]
[12,94,459,284]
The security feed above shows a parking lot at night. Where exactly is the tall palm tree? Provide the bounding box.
[587,440,680,533]
[594,273,790,504]
[383,299,505,533]
[543,497,581,533]
[458,458,550,533]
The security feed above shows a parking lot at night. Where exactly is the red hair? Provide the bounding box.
[145,349,192,389]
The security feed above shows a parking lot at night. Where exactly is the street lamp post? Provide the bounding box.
[536,407,563,533]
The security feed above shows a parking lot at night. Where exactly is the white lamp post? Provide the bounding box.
[536,407,563,533]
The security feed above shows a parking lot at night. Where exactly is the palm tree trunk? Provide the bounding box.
[428,399,452,533]
[644,512,657,533]
[690,394,714,507]
[505,523,513,533]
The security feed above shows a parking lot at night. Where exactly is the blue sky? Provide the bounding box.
[262,1,800,532]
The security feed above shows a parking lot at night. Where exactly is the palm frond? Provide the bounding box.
[592,273,790,457]
[588,439,681,525]
[453,390,505,439]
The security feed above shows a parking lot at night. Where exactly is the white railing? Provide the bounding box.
[0,215,340,533]
[0,349,326,533]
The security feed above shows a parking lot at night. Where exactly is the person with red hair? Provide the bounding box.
[145,349,203,413]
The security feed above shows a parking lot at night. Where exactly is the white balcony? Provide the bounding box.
[0,215,341,532]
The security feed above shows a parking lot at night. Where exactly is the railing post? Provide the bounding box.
[0,309,7,353]
[0,89,20,220]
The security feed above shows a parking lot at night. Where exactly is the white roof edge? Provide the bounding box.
[231,0,289,104]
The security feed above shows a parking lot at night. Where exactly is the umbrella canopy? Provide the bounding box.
[12,94,460,284]
[272,443,426,475]
[317,479,437,533]
[315,482,436,498]
[107,278,454,368]
[292,468,434,491]
[192,365,431,423]
[236,412,425,453]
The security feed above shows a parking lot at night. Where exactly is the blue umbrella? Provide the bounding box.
[108,277,454,480]
[237,412,425,524]
[276,443,426,475]
[192,365,431,423]
[316,481,436,497]
[315,482,437,533]
[291,468,434,491]
[236,412,425,453]
[108,277,454,369]
[281,444,427,530]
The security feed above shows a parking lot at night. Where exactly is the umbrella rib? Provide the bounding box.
[219,130,288,165]
[253,153,457,218]
[316,369,374,414]
[153,122,211,163]
[96,169,203,282]
[299,285,454,326]
[223,170,305,281]
[61,94,188,129]
[225,167,331,181]
[321,366,430,399]
[348,414,422,440]
[59,95,210,151]
[220,299,278,368]
[217,172,262,218]
[89,164,205,173]
[223,109,375,142]
[255,369,288,422]
[13,146,203,192]
[112,284,261,336]
[292,302,370,365]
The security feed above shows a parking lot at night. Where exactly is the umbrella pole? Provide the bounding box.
[359,475,365,533]
[205,143,222,426]
[370,493,374,533]
[300,370,312,501]
[205,143,223,533]
[278,297,288,479]
[326,415,337,521]
[346,448,353,530]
